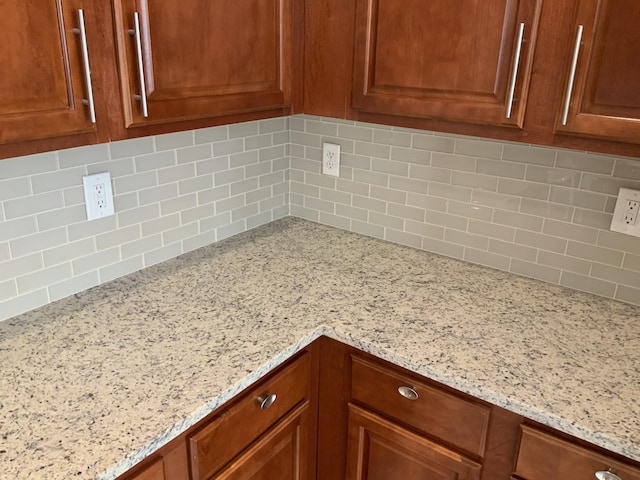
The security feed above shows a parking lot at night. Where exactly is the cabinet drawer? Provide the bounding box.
[350,355,490,457]
[514,425,640,480]
[189,353,310,480]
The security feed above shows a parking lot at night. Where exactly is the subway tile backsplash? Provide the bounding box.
[0,118,290,322]
[1,114,640,322]
[289,115,640,307]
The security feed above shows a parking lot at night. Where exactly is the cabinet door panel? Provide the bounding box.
[346,404,481,480]
[0,0,97,143]
[213,402,310,480]
[555,0,640,143]
[352,0,542,128]
[112,0,292,127]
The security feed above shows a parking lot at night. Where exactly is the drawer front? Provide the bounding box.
[515,425,640,480]
[189,353,310,480]
[351,355,490,457]
[124,458,165,480]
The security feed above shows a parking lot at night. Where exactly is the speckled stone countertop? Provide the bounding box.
[1,217,639,479]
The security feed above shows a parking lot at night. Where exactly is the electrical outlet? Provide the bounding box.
[83,172,115,221]
[610,187,640,237]
[322,142,341,177]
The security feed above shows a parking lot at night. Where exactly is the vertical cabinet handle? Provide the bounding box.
[506,22,526,119]
[72,9,97,123]
[128,12,149,118]
[595,470,623,480]
[561,25,584,126]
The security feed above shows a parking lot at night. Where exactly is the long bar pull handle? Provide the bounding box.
[561,25,584,126]
[506,22,526,119]
[128,12,149,118]
[72,9,97,123]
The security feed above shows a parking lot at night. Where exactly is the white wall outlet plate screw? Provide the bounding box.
[83,172,115,221]
[610,187,640,238]
[322,142,341,177]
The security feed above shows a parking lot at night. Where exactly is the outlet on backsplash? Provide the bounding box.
[610,187,640,237]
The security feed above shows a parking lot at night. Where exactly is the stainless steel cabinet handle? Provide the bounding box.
[506,22,526,119]
[128,12,149,118]
[397,386,419,401]
[561,25,584,126]
[72,9,96,123]
[257,393,277,410]
[595,470,623,480]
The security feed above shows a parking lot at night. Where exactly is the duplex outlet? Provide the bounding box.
[322,142,341,177]
[83,172,115,221]
[610,187,640,237]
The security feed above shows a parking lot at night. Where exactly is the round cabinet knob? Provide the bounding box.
[257,393,277,410]
[397,386,419,401]
[595,470,623,480]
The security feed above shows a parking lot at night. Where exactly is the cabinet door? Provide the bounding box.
[212,402,310,480]
[346,404,482,480]
[351,0,542,128]
[554,0,640,143]
[111,0,293,128]
[0,0,98,144]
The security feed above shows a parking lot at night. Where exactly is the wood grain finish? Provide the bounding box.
[346,403,482,480]
[0,0,99,144]
[111,0,293,128]
[351,355,490,458]
[351,0,543,128]
[213,402,310,480]
[514,425,640,480]
[189,352,309,480]
[554,0,640,143]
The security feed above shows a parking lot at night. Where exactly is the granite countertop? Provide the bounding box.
[1,217,639,479]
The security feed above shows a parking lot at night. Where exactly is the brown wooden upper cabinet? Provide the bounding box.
[111,0,294,128]
[554,0,640,144]
[0,0,99,144]
[351,0,543,128]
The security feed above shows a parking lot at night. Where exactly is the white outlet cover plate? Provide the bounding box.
[610,187,640,237]
[83,172,115,221]
[322,142,341,177]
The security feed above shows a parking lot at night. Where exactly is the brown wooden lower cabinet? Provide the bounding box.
[118,338,640,480]
[345,403,481,480]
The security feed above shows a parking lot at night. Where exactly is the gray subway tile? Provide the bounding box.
[412,165,452,184]
[525,165,581,188]
[422,237,464,259]
[488,239,537,262]
[405,219,444,239]
[139,183,179,205]
[0,152,57,180]
[431,152,476,172]
[385,228,422,248]
[497,178,550,200]
[114,171,158,195]
[448,200,493,221]
[502,144,556,166]
[110,137,155,159]
[179,175,214,196]
[520,198,573,222]
[387,203,425,222]
[549,186,607,211]
[37,205,86,232]
[572,209,612,230]
[11,227,68,257]
[390,146,430,164]
[370,186,406,205]
[623,253,640,272]
[560,271,616,297]
[353,195,387,214]
[445,229,489,250]
[597,230,640,256]
[542,219,598,244]
[616,284,640,305]
[407,193,447,212]
[412,134,456,153]
[72,248,120,275]
[351,220,384,239]
[87,158,135,178]
[537,251,592,276]
[0,254,43,282]
[338,124,373,142]
[556,151,614,174]
[468,220,515,242]
[464,248,510,270]
[0,216,37,242]
[515,230,567,254]
[472,190,520,211]
[372,159,409,177]
[194,125,228,144]
[451,171,496,191]
[100,256,144,283]
[163,223,199,245]
[0,177,31,201]
[591,263,640,288]
[213,138,245,157]
[177,144,212,164]
[374,130,412,147]
[510,260,560,284]
[613,158,640,180]
[17,263,72,293]
[48,271,100,302]
[59,143,110,168]
[456,138,503,160]
[0,290,49,322]
[493,209,543,232]
[335,204,368,222]
[96,225,140,251]
[229,121,258,139]
[158,163,195,185]
[4,191,63,219]
[155,131,194,151]
[476,158,525,179]
[566,241,624,266]
[144,242,183,267]
[580,174,640,195]
[32,167,85,194]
